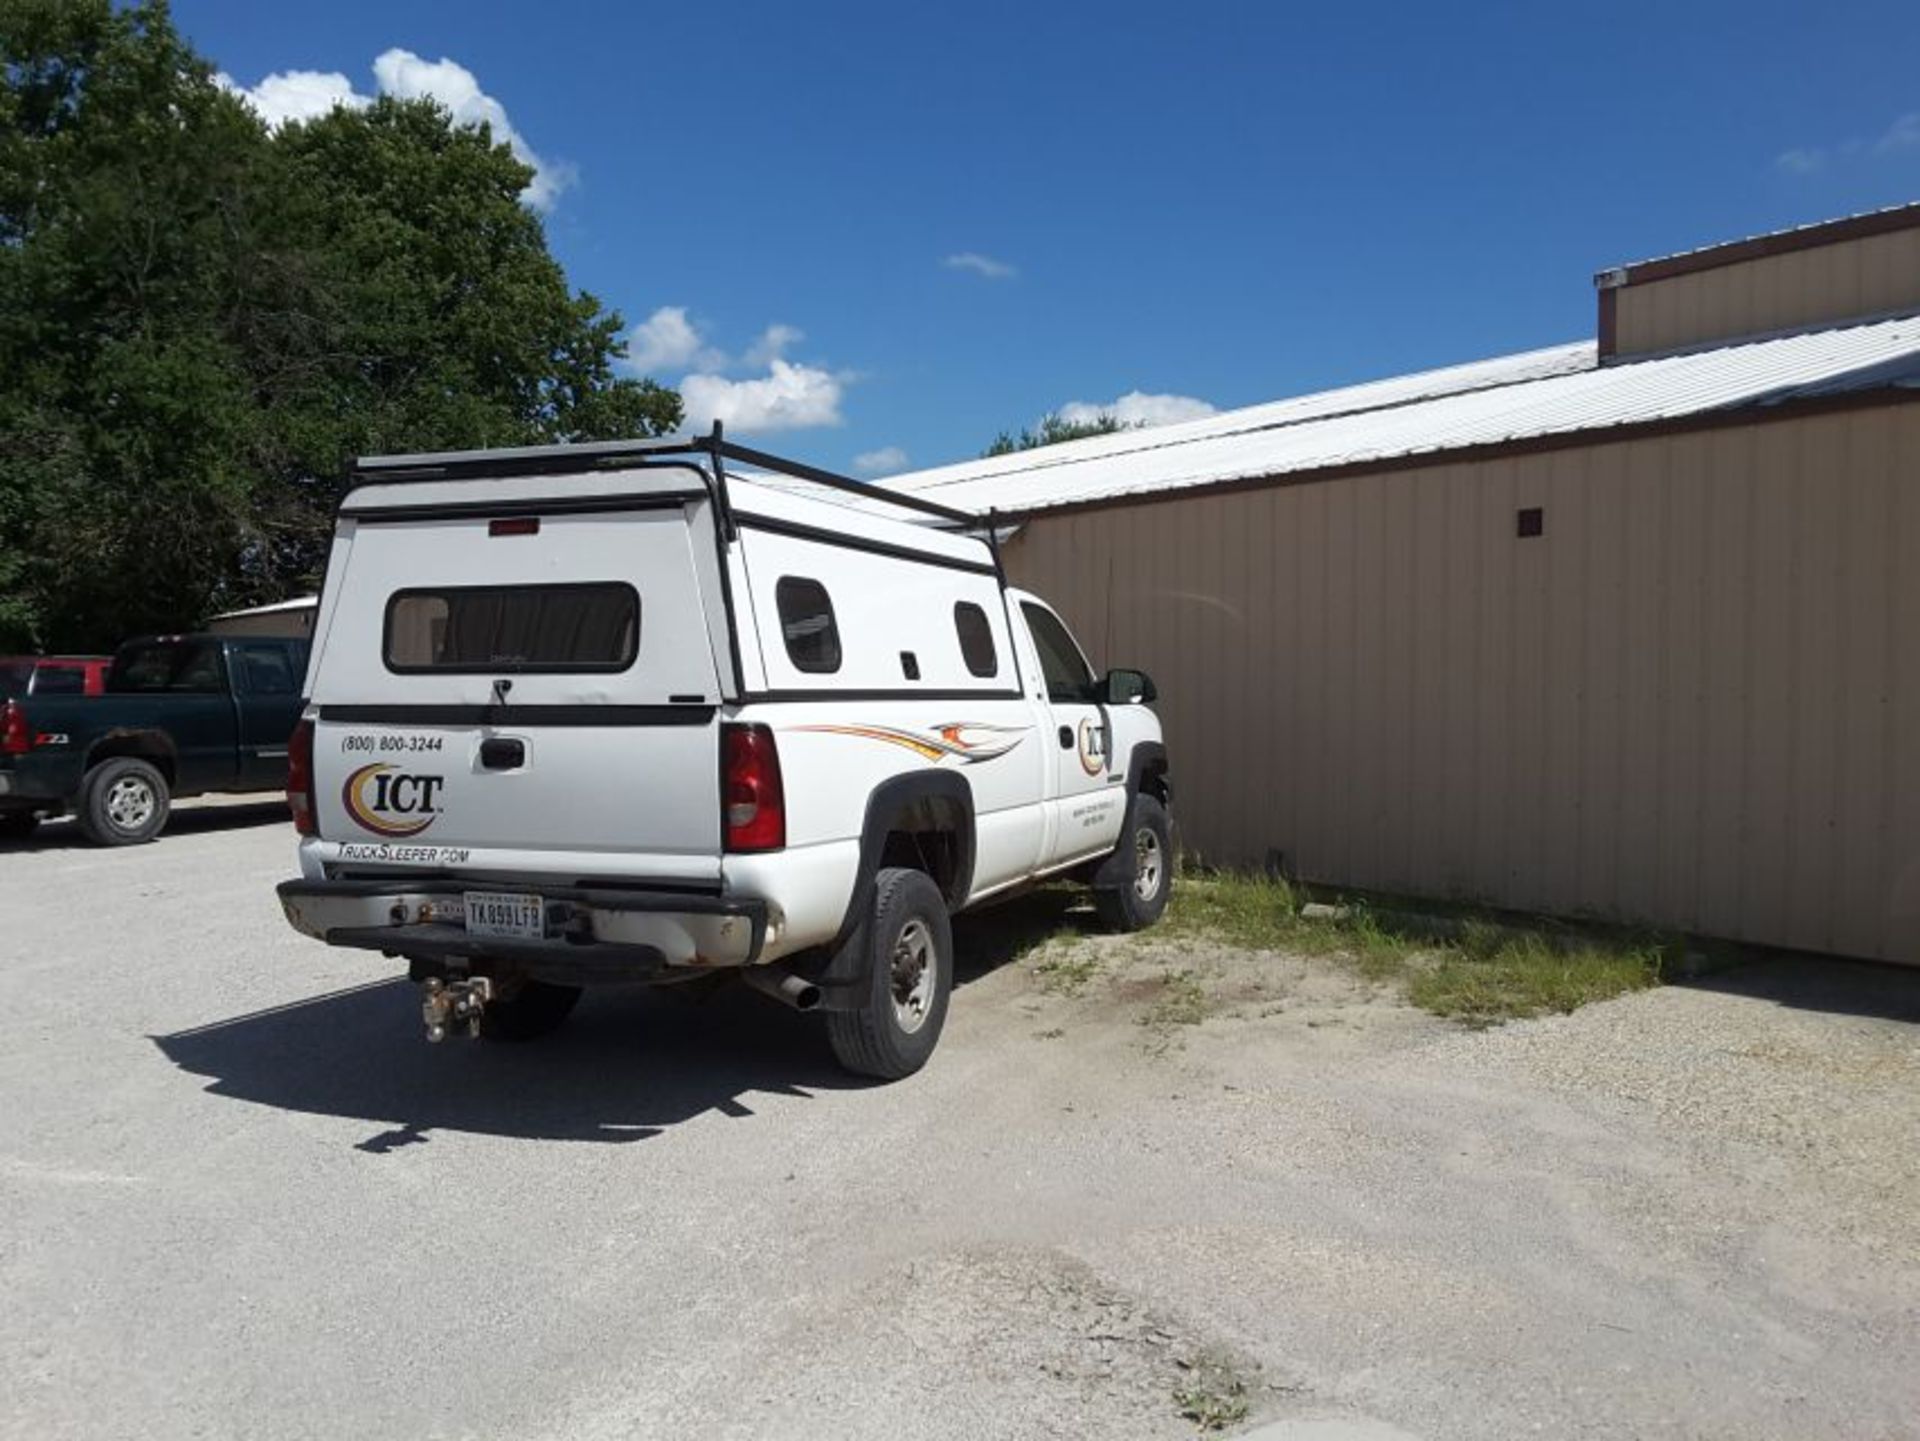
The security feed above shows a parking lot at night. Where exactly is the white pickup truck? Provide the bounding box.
[277,431,1171,1078]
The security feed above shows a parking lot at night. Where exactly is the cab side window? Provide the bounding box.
[1020,602,1094,703]
[776,577,841,674]
[171,642,227,693]
[237,644,297,696]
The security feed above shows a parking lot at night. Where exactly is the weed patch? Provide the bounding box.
[1142,968,1209,1028]
[1165,871,1665,1026]
[1409,934,1662,1026]
[1033,949,1102,996]
[1172,1350,1253,1432]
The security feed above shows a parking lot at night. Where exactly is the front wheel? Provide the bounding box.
[825,867,953,1080]
[78,757,171,846]
[1094,793,1173,932]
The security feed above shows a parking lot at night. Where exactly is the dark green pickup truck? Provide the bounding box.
[0,633,309,844]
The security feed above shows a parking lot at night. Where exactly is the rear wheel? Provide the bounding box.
[1094,792,1172,932]
[478,979,582,1042]
[825,867,952,1080]
[78,757,170,846]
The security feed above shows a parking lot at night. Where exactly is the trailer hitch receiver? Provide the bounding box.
[421,975,492,1042]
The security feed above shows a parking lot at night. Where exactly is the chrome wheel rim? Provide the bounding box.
[105,775,156,832]
[890,918,936,1034]
[1133,826,1164,901]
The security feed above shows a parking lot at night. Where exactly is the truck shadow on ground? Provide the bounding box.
[152,887,1089,1153]
[3,799,291,852]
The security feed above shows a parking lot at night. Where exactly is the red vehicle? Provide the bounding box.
[0,656,111,698]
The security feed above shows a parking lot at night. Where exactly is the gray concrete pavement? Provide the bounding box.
[1,808,1916,1440]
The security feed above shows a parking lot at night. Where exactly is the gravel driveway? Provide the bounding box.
[2,805,1915,1440]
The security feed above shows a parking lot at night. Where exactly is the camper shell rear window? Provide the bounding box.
[383,583,639,674]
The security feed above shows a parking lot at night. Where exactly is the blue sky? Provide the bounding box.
[183,0,1920,478]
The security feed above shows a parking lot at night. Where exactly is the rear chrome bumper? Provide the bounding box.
[276,877,768,973]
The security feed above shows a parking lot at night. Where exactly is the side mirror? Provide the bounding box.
[1102,668,1156,705]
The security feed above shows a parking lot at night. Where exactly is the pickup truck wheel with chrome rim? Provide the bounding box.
[78,757,171,846]
[825,867,952,1080]
[1093,792,1172,933]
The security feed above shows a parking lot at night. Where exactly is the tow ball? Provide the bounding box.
[421,976,493,1042]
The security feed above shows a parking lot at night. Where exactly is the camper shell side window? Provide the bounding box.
[953,602,998,678]
[775,577,842,674]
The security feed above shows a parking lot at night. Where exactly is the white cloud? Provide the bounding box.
[1058,390,1216,429]
[680,360,846,434]
[1778,108,1920,175]
[744,323,804,367]
[943,251,1018,280]
[370,49,571,210]
[851,446,909,477]
[215,69,366,128]
[624,306,725,375]
[1875,111,1920,154]
[218,48,570,210]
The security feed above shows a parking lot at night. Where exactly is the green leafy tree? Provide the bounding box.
[982,410,1139,457]
[0,0,677,651]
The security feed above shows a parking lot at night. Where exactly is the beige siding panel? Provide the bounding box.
[1788,417,1845,952]
[1696,426,1754,938]
[1889,407,1920,960]
[1741,424,1797,944]
[1407,462,1452,896]
[1833,408,1892,959]
[1610,438,1666,923]
[1439,464,1483,898]
[1003,401,1920,961]
[1613,227,1920,357]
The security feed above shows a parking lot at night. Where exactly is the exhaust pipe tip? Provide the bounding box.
[742,966,821,1012]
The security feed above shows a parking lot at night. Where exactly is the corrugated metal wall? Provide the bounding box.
[1004,402,1920,963]
[1614,228,1920,357]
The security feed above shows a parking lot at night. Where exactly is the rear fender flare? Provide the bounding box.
[816,772,976,988]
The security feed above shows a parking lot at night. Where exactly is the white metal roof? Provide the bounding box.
[209,595,318,620]
[880,316,1920,517]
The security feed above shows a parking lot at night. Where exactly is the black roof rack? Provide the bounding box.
[349,422,979,528]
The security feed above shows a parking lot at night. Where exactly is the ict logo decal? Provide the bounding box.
[342,764,445,838]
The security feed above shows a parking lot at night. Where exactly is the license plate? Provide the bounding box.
[463,891,545,940]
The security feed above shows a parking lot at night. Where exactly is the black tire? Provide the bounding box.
[825,867,953,1080]
[0,811,39,841]
[478,979,583,1042]
[1093,792,1173,933]
[77,757,171,846]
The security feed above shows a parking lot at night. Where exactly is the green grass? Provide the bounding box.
[1171,1351,1253,1432]
[1408,928,1663,1027]
[1163,870,1665,1026]
[1141,968,1209,1028]
[1032,948,1102,996]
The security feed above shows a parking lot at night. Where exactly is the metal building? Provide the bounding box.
[885,204,1920,963]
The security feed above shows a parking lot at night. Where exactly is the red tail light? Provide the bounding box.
[286,719,317,836]
[722,723,785,852]
[0,702,28,756]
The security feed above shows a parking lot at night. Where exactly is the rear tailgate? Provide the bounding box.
[306,488,728,880]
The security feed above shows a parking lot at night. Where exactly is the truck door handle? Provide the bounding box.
[1058,726,1073,749]
[479,737,525,770]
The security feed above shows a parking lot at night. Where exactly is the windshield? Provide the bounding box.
[108,641,227,693]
